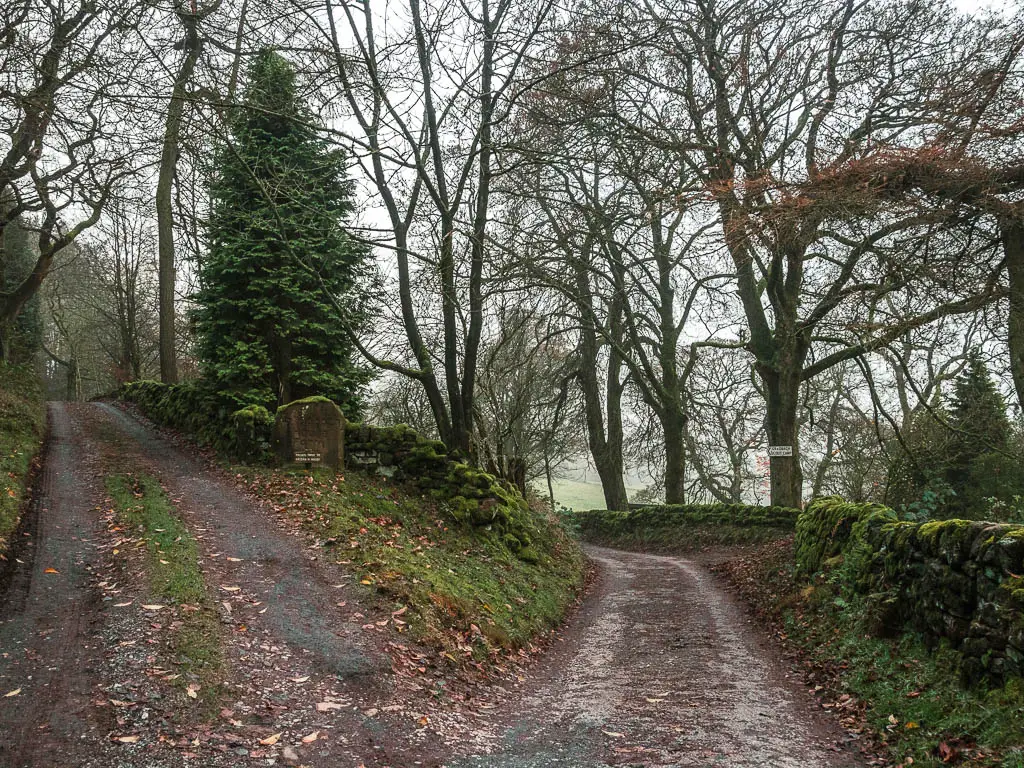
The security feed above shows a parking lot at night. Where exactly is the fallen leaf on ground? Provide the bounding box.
[141,604,165,611]
[316,702,343,712]
[289,676,310,683]
[113,601,133,607]
[186,684,200,699]
[221,586,241,592]
[301,731,319,743]
[226,557,242,562]
[43,568,59,574]
[4,688,21,697]
[602,731,625,738]
[114,735,140,743]
[258,732,282,746]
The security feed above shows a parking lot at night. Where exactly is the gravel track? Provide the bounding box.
[448,546,864,767]
[95,403,379,680]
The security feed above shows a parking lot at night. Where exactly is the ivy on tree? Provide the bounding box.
[194,49,370,416]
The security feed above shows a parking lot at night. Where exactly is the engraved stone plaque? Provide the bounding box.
[273,398,344,470]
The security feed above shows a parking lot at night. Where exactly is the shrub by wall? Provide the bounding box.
[569,503,800,552]
[797,497,1024,685]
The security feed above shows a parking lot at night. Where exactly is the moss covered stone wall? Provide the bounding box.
[797,497,1024,684]
[570,503,800,551]
[344,423,540,561]
[120,380,272,461]
[121,380,542,563]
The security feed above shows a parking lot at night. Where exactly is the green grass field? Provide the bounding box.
[545,477,650,511]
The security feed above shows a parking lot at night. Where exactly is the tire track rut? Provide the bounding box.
[0,403,110,768]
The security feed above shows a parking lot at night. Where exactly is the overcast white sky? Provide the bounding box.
[954,0,1009,11]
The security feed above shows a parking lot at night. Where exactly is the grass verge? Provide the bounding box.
[0,364,45,558]
[240,468,586,658]
[715,539,1024,768]
[107,473,223,707]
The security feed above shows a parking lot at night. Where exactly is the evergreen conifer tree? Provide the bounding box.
[194,50,370,415]
[949,353,1011,460]
[886,358,1024,519]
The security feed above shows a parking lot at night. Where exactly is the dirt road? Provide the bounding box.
[0,404,111,767]
[0,403,864,767]
[449,546,862,767]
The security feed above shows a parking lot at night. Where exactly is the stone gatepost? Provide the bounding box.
[274,397,344,470]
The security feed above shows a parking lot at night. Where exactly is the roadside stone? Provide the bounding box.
[282,745,299,763]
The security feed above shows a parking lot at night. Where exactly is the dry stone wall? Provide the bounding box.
[344,423,540,561]
[570,503,800,551]
[797,497,1024,685]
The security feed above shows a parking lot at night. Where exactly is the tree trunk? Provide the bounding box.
[273,334,293,405]
[157,8,204,384]
[761,364,804,508]
[662,411,687,504]
[1003,219,1024,414]
[66,357,81,402]
[545,452,556,512]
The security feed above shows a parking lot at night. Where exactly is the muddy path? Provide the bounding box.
[94,402,380,681]
[449,546,864,767]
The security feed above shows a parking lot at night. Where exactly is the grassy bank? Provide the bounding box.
[240,468,586,656]
[107,473,222,705]
[0,364,45,557]
[716,540,1024,767]
[569,503,799,552]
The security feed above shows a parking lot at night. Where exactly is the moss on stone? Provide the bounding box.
[274,395,338,414]
[793,497,1024,685]
[795,497,895,575]
[568,504,799,552]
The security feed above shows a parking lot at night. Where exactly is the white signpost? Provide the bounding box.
[767,445,793,457]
